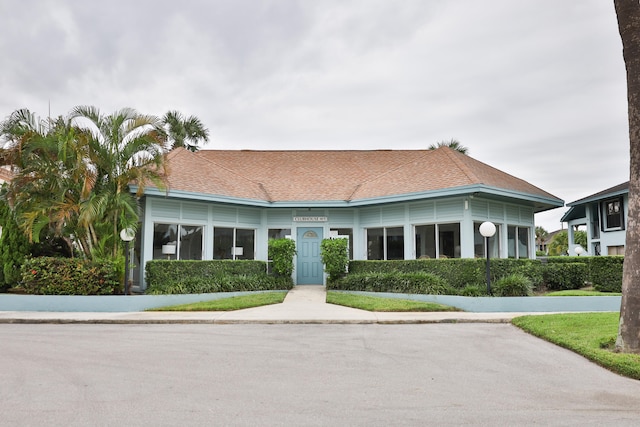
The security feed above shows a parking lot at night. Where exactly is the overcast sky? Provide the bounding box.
[0,0,629,232]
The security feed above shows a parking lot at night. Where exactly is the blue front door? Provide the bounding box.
[296,227,323,285]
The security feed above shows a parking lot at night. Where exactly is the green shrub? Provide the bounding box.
[144,259,292,294]
[543,262,587,291]
[590,256,624,292]
[330,271,452,295]
[146,274,293,295]
[18,257,119,295]
[492,273,532,297]
[347,259,543,290]
[146,260,267,288]
[320,238,349,283]
[458,284,488,297]
[268,238,296,277]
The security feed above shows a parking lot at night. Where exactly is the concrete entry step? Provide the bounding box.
[283,285,326,304]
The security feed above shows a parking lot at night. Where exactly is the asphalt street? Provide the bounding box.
[1,323,640,426]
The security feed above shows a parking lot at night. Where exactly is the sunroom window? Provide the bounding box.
[153,223,203,260]
[414,223,461,259]
[214,227,255,260]
[367,227,404,260]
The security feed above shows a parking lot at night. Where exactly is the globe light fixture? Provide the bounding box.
[479,221,497,295]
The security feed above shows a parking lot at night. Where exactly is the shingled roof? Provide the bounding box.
[152,146,562,211]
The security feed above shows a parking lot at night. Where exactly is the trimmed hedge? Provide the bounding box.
[330,271,452,295]
[590,256,624,293]
[145,260,293,294]
[19,257,120,295]
[543,262,588,291]
[348,259,544,290]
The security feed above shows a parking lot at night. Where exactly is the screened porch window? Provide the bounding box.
[367,227,404,260]
[214,227,255,260]
[153,223,203,260]
[414,223,461,259]
[507,226,530,259]
[473,222,500,258]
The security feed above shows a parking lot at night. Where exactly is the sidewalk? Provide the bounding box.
[0,286,544,324]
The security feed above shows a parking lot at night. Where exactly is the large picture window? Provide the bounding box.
[603,197,624,230]
[214,227,255,260]
[153,223,203,260]
[507,226,530,259]
[415,223,460,259]
[473,222,500,258]
[367,227,404,260]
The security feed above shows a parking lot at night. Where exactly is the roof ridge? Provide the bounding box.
[441,147,480,183]
[181,150,273,201]
[347,150,432,200]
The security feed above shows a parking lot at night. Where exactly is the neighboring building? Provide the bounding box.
[133,147,563,288]
[561,182,629,256]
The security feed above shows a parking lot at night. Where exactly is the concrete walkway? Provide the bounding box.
[0,286,551,324]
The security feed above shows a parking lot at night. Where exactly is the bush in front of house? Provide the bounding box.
[320,238,349,283]
[348,258,544,291]
[329,271,453,295]
[145,273,293,295]
[542,262,588,291]
[492,273,533,297]
[145,259,293,294]
[268,238,296,277]
[590,256,624,293]
[18,257,120,295]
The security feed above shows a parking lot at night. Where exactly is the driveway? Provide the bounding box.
[1,323,639,426]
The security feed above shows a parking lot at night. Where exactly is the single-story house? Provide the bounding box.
[561,181,629,256]
[132,147,563,289]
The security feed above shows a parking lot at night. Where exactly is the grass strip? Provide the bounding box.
[544,290,621,296]
[148,291,287,311]
[327,291,460,312]
[512,312,640,380]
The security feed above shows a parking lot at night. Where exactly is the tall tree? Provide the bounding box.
[615,0,640,353]
[428,138,469,155]
[535,226,549,253]
[71,106,168,258]
[162,110,210,151]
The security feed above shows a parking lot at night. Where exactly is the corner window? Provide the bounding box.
[473,222,500,258]
[603,198,624,230]
[214,227,255,260]
[367,227,404,260]
[507,226,530,259]
[414,223,460,259]
[153,223,203,260]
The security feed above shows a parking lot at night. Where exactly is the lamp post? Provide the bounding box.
[575,245,584,256]
[120,228,135,295]
[479,221,497,295]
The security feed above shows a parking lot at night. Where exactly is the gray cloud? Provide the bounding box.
[0,0,629,231]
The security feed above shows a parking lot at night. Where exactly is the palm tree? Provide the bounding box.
[535,226,548,253]
[70,106,169,258]
[0,110,90,256]
[615,0,640,353]
[162,110,210,152]
[428,138,469,155]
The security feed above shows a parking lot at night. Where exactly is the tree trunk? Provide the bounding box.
[615,0,640,353]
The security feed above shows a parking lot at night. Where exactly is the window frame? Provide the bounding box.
[602,197,624,231]
[153,222,204,261]
[366,226,405,260]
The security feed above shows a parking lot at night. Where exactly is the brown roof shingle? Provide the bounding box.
[158,147,561,207]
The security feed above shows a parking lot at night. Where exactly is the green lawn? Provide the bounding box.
[512,312,640,380]
[544,290,621,296]
[326,291,460,312]
[147,291,287,311]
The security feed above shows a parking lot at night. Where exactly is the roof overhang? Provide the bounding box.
[135,184,564,212]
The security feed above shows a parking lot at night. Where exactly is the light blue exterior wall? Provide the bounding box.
[138,195,537,289]
[566,193,628,256]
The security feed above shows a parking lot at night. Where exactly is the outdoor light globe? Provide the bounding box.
[575,245,584,256]
[120,228,135,242]
[479,221,496,238]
